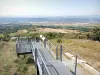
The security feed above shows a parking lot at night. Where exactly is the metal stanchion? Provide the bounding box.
[35,48,37,65]
[75,55,77,75]
[56,45,58,60]
[44,40,46,48]
[60,45,62,61]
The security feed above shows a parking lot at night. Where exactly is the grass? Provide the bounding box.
[0,41,36,75]
[50,38,100,72]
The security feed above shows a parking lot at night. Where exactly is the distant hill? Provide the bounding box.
[0,16,100,24]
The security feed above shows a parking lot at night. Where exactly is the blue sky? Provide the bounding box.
[0,0,100,17]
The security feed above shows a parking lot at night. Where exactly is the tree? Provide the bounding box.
[90,27,100,41]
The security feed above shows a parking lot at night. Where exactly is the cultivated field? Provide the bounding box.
[34,28,80,33]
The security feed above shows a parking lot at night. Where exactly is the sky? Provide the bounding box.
[0,0,100,17]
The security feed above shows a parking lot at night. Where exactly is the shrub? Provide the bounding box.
[57,38,62,43]
[3,34,10,41]
[88,27,100,41]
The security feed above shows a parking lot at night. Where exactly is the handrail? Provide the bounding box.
[36,48,51,75]
[39,40,59,75]
[32,40,59,75]
[38,48,59,75]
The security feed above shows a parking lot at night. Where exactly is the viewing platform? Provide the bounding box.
[16,38,73,75]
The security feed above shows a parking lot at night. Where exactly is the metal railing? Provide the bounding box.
[16,38,60,75]
[38,48,59,75]
[32,41,59,75]
[45,40,100,75]
[16,37,100,75]
[36,48,51,75]
[62,45,100,75]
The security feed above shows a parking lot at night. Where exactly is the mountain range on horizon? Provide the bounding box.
[0,15,100,23]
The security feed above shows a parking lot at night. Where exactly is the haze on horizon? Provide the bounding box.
[0,0,100,17]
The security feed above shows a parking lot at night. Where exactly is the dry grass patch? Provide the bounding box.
[50,39,100,71]
[35,28,80,33]
[0,41,36,75]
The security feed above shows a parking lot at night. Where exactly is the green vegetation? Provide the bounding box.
[88,27,100,41]
[0,24,100,73]
[0,34,4,40]
[0,24,100,41]
[0,34,10,41]
[57,38,62,43]
[0,25,32,34]
[42,32,87,40]
[34,25,100,32]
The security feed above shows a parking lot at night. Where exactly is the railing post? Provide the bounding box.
[35,48,37,65]
[75,55,77,75]
[35,48,40,75]
[30,39,32,50]
[60,45,62,61]
[37,65,40,75]
[44,40,46,48]
[17,54,19,57]
[42,62,44,74]
[49,43,51,49]
[16,43,17,51]
[56,45,58,60]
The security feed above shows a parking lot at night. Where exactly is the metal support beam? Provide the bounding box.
[44,40,46,48]
[37,65,40,75]
[75,55,77,75]
[42,62,44,74]
[60,45,62,61]
[56,45,58,60]
[17,54,19,57]
[35,48,37,65]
